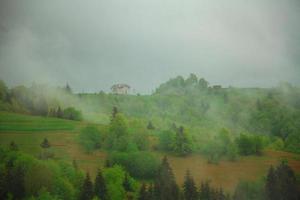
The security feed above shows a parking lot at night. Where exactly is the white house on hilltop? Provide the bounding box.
[111,84,130,94]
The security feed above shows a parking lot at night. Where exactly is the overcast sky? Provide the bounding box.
[0,0,299,93]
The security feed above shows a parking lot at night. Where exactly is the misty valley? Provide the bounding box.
[0,74,300,200]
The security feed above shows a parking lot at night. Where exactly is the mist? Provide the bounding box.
[0,0,299,94]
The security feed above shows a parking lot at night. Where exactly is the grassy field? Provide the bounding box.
[1,111,300,193]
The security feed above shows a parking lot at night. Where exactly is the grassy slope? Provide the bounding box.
[0,111,299,193]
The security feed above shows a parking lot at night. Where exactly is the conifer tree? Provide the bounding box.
[65,83,72,94]
[138,183,148,200]
[40,138,50,148]
[183,170,198,200]
[154,156,179,200]
[123,173,132,192]
[147,121,155,130]
[80,173,94,200]
[265,166,278,200]
[174,126,192,156]
[112,106,118,120]
[199,181,211,200]
[94,169,107,200]
[9,141,18,151]
[56,106,64,118]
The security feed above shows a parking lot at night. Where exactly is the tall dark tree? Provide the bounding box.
[138,183,149,200]
[154,156,179,200]
[123,173,132,192]
[183,170,198,200]
[147,121,155,130]
[40,138,50,149]
[112,106,118,120]
[265,166,278,200]
[265,162,298,200]
[65,83,72,94]
[80,173,94,200]
[276,162,298,200]
[9,141,18,151]
[56,106,64,118]
[199,181,211,200]
[94,169,107,200]
[5,159,25,200]
[174,126,192,156]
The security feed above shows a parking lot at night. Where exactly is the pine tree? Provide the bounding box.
[105,159,112,168]
[276,162,298,200]
[112,106,118,120]
[40,138,50,148]
[148,183,155,200]
[199,181,211,200]
[183,170,198,200]
[147,121,155,130]
[174,126,192,156]
[5,159,25,199]
[138,183,148,200]
[265,166,278,200]
[123,173,132,192]
[154,156,179,200]
[56,106,63,118]
[65,83,72,94]
[94,169,107,200]
[80,173,94,200]
[9,141,18,151]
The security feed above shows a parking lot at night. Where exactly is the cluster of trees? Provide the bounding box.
[235,134,264,156]
[48,106,82,121]
[0,145,84,200]
[232,161,299,200]
[155,74,209,95]
[265,161,298,200]
[157,124,193,156]
[250,92,300,153]
[79,166,138,200]
[0,80,83,121]
[137,156,229,200]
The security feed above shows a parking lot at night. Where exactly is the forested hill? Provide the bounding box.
[1,74,300,153]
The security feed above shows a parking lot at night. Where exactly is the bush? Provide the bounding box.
[78,126,102,153]
[235,134,264,156]
[109,151,159,179]
[63,107,82,121]
[158,130,175,152]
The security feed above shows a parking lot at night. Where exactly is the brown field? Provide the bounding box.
[1,131,300,193]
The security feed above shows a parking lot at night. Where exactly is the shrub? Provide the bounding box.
[109,151,159,179]
[63,107,82,121]
[78,126,102,153]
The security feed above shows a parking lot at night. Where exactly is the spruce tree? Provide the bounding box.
[138,183,148,200]
[265,166,278,200]
[276,162,298,200]
[56,106,63,118]
[147,121,155,130]
[199,181,211,200]
[123,173,132,192]
[154,156,179,200]
[94,169,107,200]
[40,138,50,148]
[80,173,94,200]
[9,141,18,151]
[183,170,198,200]
[112,106,118,120]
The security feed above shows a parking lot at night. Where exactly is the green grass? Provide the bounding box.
[0,112,79,132]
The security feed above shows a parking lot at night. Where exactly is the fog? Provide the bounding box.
[0,0,299,93]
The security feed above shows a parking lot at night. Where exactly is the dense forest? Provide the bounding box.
[0,74,300,199]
